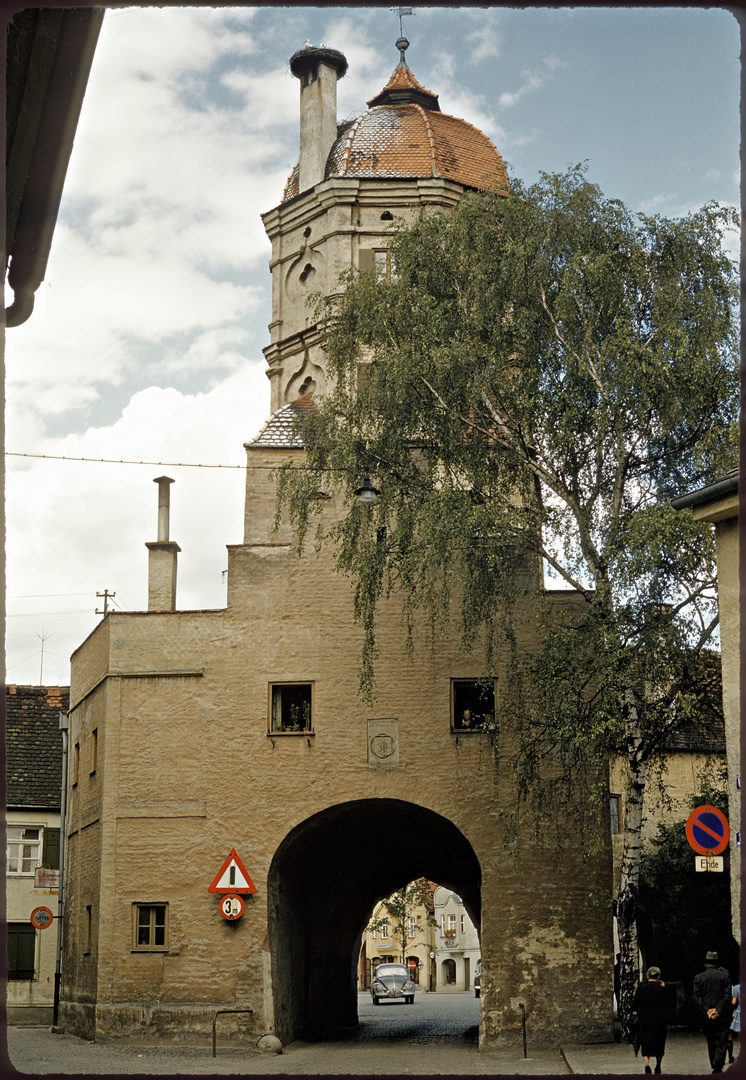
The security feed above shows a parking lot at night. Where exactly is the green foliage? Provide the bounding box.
[276,162,737,1031]
[639,776,736,981]
[278,165,737,708]
[367,880,435,963]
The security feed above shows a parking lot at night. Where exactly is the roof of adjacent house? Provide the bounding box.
[6,685,69,808]
[248,392,315,449]
[282,53,509,202]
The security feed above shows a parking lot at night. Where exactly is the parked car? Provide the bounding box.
[474,959,481,998]
[370,963,416,1005]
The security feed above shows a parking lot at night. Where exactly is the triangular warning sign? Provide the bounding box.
[208,848,257,895]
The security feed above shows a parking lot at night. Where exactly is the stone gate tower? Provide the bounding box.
[61,39,612,1051]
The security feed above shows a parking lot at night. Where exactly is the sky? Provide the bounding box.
[5,5,741,688]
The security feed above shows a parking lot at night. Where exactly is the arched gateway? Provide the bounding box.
[268,799,481,1043]
[61,37,612,1051]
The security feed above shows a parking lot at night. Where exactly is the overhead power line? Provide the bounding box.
[7,452,246,469]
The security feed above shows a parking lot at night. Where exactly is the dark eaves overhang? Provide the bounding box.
[670,472,739,512]
[4,5,103,327]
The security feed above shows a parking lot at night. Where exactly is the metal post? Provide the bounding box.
[519,1002,527,1058]
[53,712,69,1031]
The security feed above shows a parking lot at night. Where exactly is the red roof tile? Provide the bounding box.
[282,61,509,202]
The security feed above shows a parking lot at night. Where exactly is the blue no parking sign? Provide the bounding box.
[685,805,730,856]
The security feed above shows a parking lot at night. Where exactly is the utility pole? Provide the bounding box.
[96,590,116,616]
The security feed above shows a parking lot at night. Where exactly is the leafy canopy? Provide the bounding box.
[278,165,738,712]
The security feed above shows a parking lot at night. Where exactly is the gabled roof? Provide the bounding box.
[6,685,69,808]
[247,392,315,449]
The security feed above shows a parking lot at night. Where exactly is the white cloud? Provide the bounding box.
[6,363,270,687]
[498,71,544,109]
[466,24,501,64]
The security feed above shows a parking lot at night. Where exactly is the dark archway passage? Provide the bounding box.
[267,799,481,1044]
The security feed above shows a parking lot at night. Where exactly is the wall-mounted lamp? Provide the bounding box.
[355,475,380,503]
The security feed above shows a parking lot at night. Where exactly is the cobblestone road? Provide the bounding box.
[4,994,738,1076]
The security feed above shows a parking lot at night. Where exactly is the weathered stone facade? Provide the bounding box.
[60,41,613,1050]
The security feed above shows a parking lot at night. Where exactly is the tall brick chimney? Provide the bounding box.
[289,44,348,194]
[145,476,180,611]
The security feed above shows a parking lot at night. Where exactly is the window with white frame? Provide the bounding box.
[380,921,389,939]
[447,914,457,932]
[7,827,42,875]
[407,917,416,938]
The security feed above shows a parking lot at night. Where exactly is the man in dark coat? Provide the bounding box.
[693,951,732,1073]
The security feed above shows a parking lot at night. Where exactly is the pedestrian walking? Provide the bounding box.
[631,966,671,1074]
[693,951,732,1073]
[727,982,740,1064]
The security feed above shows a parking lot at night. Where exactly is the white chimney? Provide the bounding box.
[145,476,180,611]
[289,44,348,194]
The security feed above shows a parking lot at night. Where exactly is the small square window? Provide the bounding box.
[451,679,496,731]
[132,904,168,951]
[269,683,313,734]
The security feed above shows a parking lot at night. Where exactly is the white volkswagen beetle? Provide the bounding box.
[370,963,416,1005]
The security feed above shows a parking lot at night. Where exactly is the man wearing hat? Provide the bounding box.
[693,951,732,1072]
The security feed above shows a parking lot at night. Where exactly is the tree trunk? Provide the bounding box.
[617,715,649,1043]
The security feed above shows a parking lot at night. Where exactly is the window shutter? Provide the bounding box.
[8,924,36,980]
[359,249,374,272]
[43,827,60,869]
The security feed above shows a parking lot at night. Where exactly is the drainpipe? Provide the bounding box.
[52,711,68,1031]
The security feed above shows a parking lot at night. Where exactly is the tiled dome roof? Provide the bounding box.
[282,50,508,202]
[247,392,314,449]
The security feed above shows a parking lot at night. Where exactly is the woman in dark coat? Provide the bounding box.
[632,966,671,1074]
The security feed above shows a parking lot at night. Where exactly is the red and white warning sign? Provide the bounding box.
[219,894,245,921]
[208,848,257,895]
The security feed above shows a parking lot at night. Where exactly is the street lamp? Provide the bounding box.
[355,475,379,503]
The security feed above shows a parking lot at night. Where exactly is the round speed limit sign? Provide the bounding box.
[30,906,54,929]
[219,894,244,921]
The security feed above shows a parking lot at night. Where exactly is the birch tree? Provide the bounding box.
[277,165,738,1037]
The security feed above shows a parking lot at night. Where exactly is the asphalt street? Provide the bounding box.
[4,992,740,1076]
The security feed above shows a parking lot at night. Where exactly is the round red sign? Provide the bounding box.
[30,906,54,929]
[685,805,730,856]
[219,894,245,921]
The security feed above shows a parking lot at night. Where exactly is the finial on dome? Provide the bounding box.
[391,6,413,55]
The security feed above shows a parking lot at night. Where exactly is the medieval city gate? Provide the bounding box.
[267,799,481,1043]
[60,39,613,1050]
